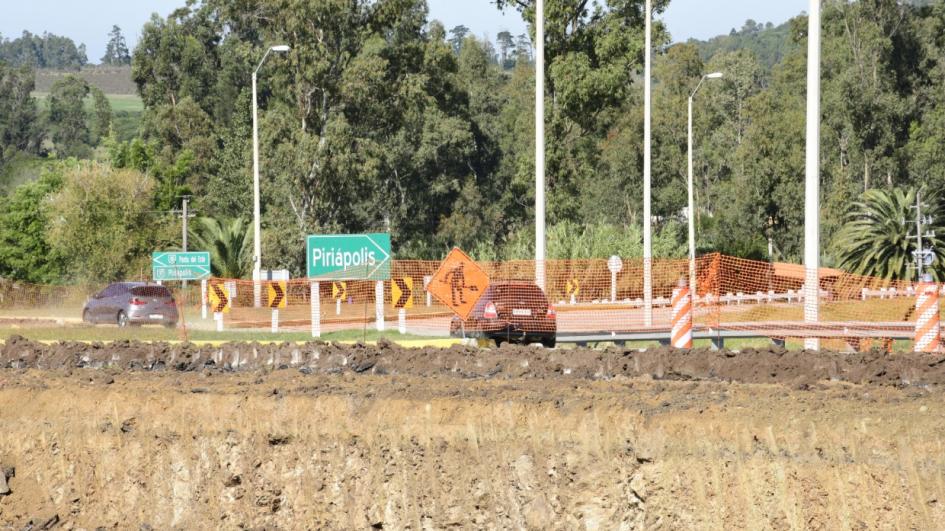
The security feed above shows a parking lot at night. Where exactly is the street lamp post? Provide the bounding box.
[535,0,546,291]
[252,44,290,307]
[687,72,723,299]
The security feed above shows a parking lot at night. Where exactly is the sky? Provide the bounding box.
[0,0,809,64]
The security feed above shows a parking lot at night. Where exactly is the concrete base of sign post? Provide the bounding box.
[375,281,385,332]
[311,282,321,338]
[271,309,279,334]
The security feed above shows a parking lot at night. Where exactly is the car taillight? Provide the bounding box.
[130,297,146,306]
[547,305,556,319]
[483,303,498,319]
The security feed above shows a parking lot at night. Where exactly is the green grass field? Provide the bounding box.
[31,92,144,113]
[0,325,443,344]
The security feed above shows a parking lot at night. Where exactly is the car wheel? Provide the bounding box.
[82,309,91,324]
[541,337,556,349]
[117,311,129,328]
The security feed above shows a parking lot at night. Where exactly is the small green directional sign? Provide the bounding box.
[152,252,211,281]
[306,233,391,280]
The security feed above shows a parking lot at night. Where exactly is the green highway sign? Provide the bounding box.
[307,233,391,280]
[152,251,211,281]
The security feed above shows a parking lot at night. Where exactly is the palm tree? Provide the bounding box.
[188,217,253,278]
[834,187,943,281]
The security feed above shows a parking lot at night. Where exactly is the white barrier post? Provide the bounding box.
[398,308,407,335]
[200,279,208,320]
[375,281,385,332]
[311,282,321,338]
[214,312,223,332]
[335,298,341,316]
[671,280,693,349]
[914,278,940,353]
[271,309,279,334]
[424,276,432,307]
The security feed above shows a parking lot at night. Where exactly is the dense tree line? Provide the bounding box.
[0,31,88,70]
[3,0,945,283]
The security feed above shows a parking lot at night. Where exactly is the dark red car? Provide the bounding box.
[449,282,556,347]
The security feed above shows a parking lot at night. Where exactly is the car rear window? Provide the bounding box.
[131,286,172,298]
[493,284,548,308]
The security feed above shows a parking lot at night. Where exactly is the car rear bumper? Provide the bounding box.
[450,320,556,345]
[127,309,178,325]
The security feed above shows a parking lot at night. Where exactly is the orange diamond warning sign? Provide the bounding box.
[427,248,489,320]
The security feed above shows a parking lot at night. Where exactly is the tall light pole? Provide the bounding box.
[643,0,653,326]
[804,0,821,351]
[535,0,546,291]
[252,44,290,307]
[687,72,723,298]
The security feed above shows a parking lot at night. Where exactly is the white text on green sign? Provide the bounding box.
[152,252,211,281]
[307,234,391,280]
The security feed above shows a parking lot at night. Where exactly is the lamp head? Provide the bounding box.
[271,45,291,52]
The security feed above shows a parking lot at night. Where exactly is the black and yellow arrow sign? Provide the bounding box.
[391,277,414,309]
[566,278,580,299]
[268,281,287,309]
[209,282,230,313]
[331,281,348,301]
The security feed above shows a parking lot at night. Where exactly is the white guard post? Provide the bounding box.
[375,281,385,332]
[398,308,407,335]
[271,309,279,334]
[200,279,208,320]
[311,282,321,338]
[424,276,432,307]
[214,311,223,332]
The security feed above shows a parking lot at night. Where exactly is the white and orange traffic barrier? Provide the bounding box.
[671,280,693,349]
[914,280,941,353]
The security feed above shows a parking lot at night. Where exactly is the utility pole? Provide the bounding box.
[178,196,195,288]
[911,190,935,282]
[182,197,190,252]
[643,0,653,327]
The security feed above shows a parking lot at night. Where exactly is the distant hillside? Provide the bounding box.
[34,66,137,96]
[688,19,797,72]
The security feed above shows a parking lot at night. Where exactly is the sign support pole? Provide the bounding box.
[398,309,406,335]
[200,279,207,320]
[375,281,385,332]
[215,312,223,332]
[271,309,279,334]
[311,282,321,338]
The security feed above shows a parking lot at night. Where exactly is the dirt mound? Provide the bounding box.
[0,368,943,528]
[2,335,944,387]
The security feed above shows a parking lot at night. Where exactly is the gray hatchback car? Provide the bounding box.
[82,282,179,328]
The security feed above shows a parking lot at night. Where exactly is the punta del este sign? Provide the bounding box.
[306,233,391,281]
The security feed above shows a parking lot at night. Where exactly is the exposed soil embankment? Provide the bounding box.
[3,335,945,388]
[0,338,944,528]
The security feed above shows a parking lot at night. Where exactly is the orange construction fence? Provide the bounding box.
[0,253,939,350]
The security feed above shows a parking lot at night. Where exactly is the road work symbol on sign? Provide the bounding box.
[392,277,414,309]
[209,282,230,313]
[332,281,348,301]
[427,248,489,320]
[268,281,287,309]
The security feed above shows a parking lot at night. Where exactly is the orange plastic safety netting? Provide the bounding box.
[0,253,938,350]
